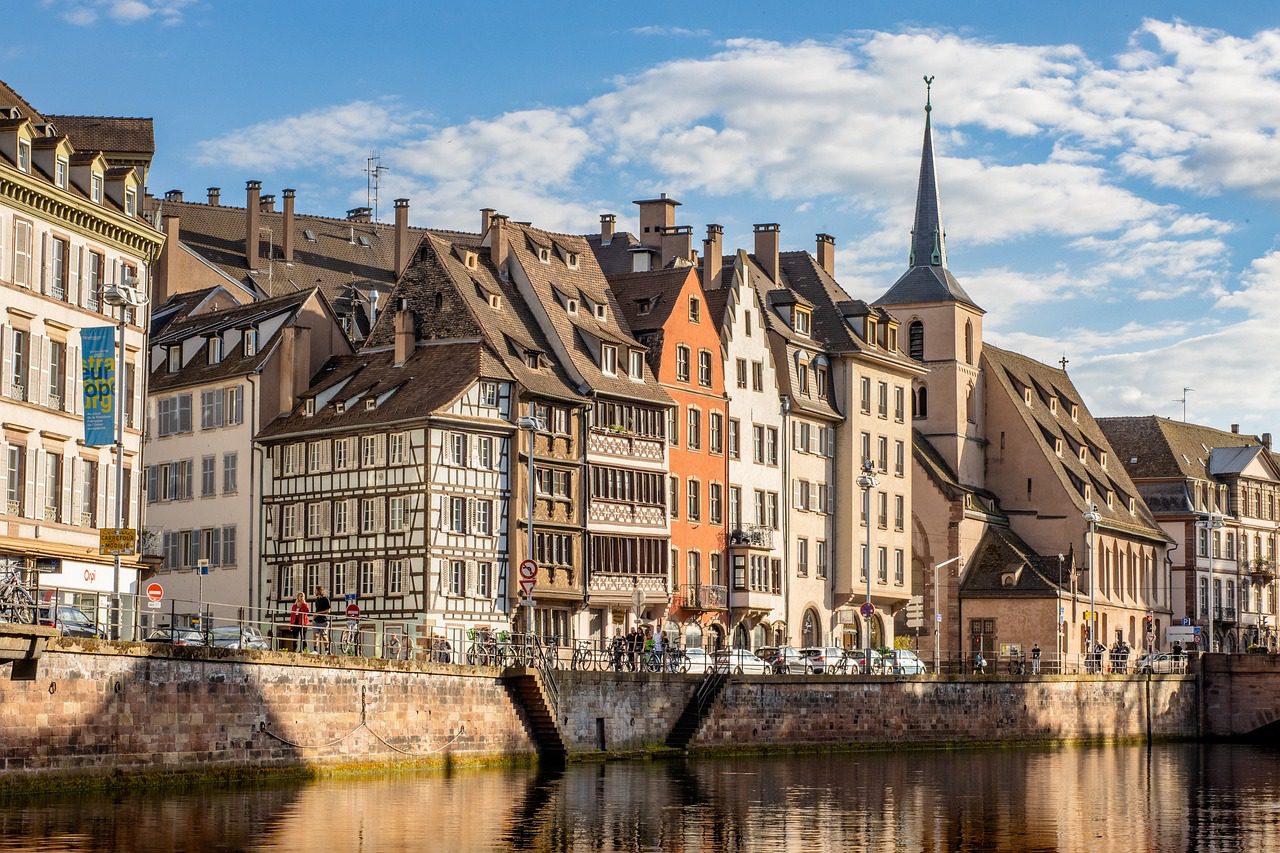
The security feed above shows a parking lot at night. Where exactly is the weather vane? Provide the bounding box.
[924,75,934,111]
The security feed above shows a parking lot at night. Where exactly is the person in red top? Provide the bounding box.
[288,591,310,652]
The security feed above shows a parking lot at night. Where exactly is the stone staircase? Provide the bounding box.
[665,670,729,750]
[502,666,567,762]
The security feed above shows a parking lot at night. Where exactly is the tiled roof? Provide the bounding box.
[506,222,671,406]
[0,80,45,124]
[363,232,581,403]
[149,286,222,336]
[587,231,644,278]
[983,345,1167,541]
[257,341,510,440]
[960,525,1079,596]
[607,267,696,334]
[912,428,1006,517]
[45,114,154,156]
[1097,415,1265,481]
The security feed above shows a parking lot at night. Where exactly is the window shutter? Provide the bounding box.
[373,559,385,597]
[792,480,802,510]
[374,434,386,466]
[465,561,476,596]
[61,455,73,524]
[374,498,385,533]
[345,561,358,596]
[809,485,820,513]
[34,335,48,408]
[792,422,800,450]
[826,428,835,457]
[69,345,80,415]
[71,246,82,307]
[32,448,45,519]
[0,441,7,508]
[184,459,194,499]
[25,448,38,520]
[321,501,331,536]
[826,484,835,514]
[810,427,819,454]
[0,328,10,398]
[40,232,49,294]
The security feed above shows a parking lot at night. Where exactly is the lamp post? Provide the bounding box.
[1083,504,1102,670]
[856,458,878,658]
[517,415,545,640]
[101,274,146,641]
[1197,513,1224,653]
[932,556,962,674]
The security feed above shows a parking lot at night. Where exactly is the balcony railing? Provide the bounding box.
[682,584,728,611]
[587,428,665,461]
[728,525,773,549]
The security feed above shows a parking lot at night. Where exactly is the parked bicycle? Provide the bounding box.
[338,621,360,656]
[0,567,35,625]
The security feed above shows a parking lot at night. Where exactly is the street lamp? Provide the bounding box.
[1197,513,1224,653]
[102,274,147,641]
[517,415,546,641]
[856,458,878,659]
[932,555,962,674]
[1083,504,1102,670]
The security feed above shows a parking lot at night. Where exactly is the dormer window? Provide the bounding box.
[91,173,103,204]
[1054,438,1063,456]
[864,317,875,343]
[538,247,551,264]
[464,251,478,270]
[1049,397,1058,415]
[1106,490,1115,509]
[629,350,644,380]
[524,350,541,369]
[207,336,222,365]
[167,346,181,373]
[1128,497,1136,514]
[304,399,315,417]
[689,296,701,323]
[1024,388,1033,407]
[1100,451,1107,469]
[794,308,812,336]
[365,398,377,411]
[601,344,618,376]
[488,294,502,310]
[125,188,137,216]
[567,252,579,269]
[243,329,257,357]
[566,298,578,316]
[1070,403,1079,422]
[887,325,898,352]
[55,157,67,188]
[1079,447,1088,464]
[1083,484,1092,502]
[16,139,30,173]
[335,401,346,414]
[594,303,607,322]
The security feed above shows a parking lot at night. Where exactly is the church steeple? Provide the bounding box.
[875,77,981,311]
[909,76,947,269]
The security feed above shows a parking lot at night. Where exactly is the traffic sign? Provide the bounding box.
[518,578,536,599]
[859,601,875,619]
[936,613,943,623]
[905,596,925,629]
[631,587,645,612]
[98,527,137,556]
[518,559,538,579]
[198,559,210,576]
[346,603,360,620]
[1182,617,1191,626]
[145,582,164,602]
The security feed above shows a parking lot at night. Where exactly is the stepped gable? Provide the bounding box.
[365,231,580,403]
[508,222,671,406]
[258,340,509,440]
[983,344,1168,542]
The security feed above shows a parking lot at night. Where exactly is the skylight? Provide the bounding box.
[304,229,317,242]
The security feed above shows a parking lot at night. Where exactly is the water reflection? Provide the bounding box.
[0,744,1278,852]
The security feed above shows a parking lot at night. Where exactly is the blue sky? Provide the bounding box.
[13,1,1280,435]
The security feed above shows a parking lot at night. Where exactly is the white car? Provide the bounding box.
[884,649,927,675]
[713,648,771,674]
[683,647,713,674]
[800,646,853,674]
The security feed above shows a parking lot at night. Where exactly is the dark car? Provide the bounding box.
[39,605,106,639]
[144,626,207,646]
[208,625,269,650]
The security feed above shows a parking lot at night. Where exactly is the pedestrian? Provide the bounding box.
[653,624,666,670]
[974,650,987,674]
[1031,642,1041,675]
[311,586,331,654]
[288,591,310,652]
[626,628,640,671]
[1173,640,1184,659]
[610,629,625,671]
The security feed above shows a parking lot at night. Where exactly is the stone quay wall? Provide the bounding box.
[0,641,1205,787]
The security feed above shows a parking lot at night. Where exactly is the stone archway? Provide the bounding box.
[801,608,820,648]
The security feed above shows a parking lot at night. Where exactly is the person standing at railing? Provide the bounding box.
[288,592,309,652]
[311,586,331,654]
[1031,642,1041,675]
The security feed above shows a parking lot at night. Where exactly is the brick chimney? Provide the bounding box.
[260,194,276,213]
[245,180,261,270]
[346,207,372,223]
[278,325,311,418]
[158,213,180,305]
[600,213,616,246]
[754,223,780,284]
[634,194,680,249]
[394,198,410,277]
[207,186,220,206]
[163,189,183,202]
[816,233,835,275]
[282,188,296,264]
[489,214,509,277]
[1263,433,1273,450]
[393,297,414,367]
[480,208,495,234]
[661,225,693,268]
[702,224,723,288]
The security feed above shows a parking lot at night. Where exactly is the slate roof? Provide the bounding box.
[607,267,696,334]
[983,345,1167,541]
[363,231,581,403]
[585,230,643,278]
[960,525,1079,597]
[258,341,512,441]
[44,114,154,157]
[1097,416,1266,481]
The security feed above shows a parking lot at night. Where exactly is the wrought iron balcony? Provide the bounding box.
[682,584,728,611]
[728,525,773,549]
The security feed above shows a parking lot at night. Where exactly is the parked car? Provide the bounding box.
[683,647,713,674]
[884,649,927,675]
[209,625,269,650]
[144,626,206,646]
[767,646,814,674]
[39,605,106,639]
[1136,652,1187,674]
[799,646,852,674]
[713,648,770,675]
[841,648,888,675]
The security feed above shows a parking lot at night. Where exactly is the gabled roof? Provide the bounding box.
[607,266,697,334]
[913,428,1006,517]
[983,345,1167,541]
[1097,415,1278,483]
[585,230,643,278]
[961,525,1078,597]
[44,114,154,157]
[258,341,512,440]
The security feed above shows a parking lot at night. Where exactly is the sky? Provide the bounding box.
[12,1,1280,436]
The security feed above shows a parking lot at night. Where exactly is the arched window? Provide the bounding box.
[914,385,928,419]
[802,609,820,648]
[684,623,704,651]
[752,622,767,649]
[965,383,975,424]
[908,320,924,361]
[733,623,749,649]
[964,319,974,364]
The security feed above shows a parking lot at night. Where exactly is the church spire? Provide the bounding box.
[909,75,947,269]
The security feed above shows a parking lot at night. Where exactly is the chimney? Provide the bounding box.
[489,214,509,277]
[394,198,411,277]
[281,188,296,264]
[600,213,616,246]
[754,223,780,284]
[480,208,495,234]
[661,225,693,268]
[207,186,220,206]
[278,325,311,418]
[245,180,261,270]
[633,193,680,249]
[816,233,835,275]
[393,297,414,367]
[164,189,183,203]
[346,207,372,223]
[158,213,180,305]
[702,224,723,288]
[1231,423,1240,434]
[1263,433,1273,450]
[260,194,276,213]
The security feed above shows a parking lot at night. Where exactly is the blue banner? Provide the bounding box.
[81,326,116,446]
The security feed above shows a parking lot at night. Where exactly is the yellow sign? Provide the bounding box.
[99,528,137,556]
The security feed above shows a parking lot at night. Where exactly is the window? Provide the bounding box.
[736,359,747,389]
[54,156,68,188]
[710,483,722,524]
[754,490,766,526]
[744,310,753,337]
[47,340,65,408]
[86,252,103,310]
[361,434,384,467]
[667,408,678,446]
[669,475,679,519]
[908,321,924,361]
[333,500,351,535]
[281,504,301,540]
[687,408,701,449]
[687,479,701,521]
[125,188,137,216]
[752,361,764,392]
[360,498,382,533]
[450,433,468,467]
[687,551,701,587]
[767,491,779,530]
[334,438,353,470]
[697,350,712,387]
[389,433,407,466]
[797,538,809,576]
[729,486,741,530]
[860,377,872,413]
[282,443,304,476]
[201,389,225,429]
[90,173,102,204]
[221,526,236,566]
[676,346,691,382]
[166,347,180,373]
[157,394,193,436]
[387,559,405,595]
[816,540,828,579]
[601,344,618,376]
[477,562,493,598]
[222,453,238,494]
[895,495,905,530]
[728,419,740,458]
[752,425,765,464]
[475,499,493,535]
[794,309,811,335]
[13,220,32,286]
[449,561,466,596]
[306,501,327,538]
[80,460,97,525]
[878,382,888,417]
[815,366,828,398]
[797,362,809,396]
[43,452,61,520]
[895,440,905,476]
[201,456,216,497]
[50,238,67,299]
[16,138,29,173]
[629,350,644,380]
[877,436,888,472]
[709,412,723,454]
[767,427,779,465]
[450,497,467,533]
[4,446,23,515]
[687,295,702,322]
[877,546,888,583]
[878,491,889,528]
[478,436,494,470]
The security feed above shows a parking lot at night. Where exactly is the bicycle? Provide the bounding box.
[0,568,35,625]
[571,640,596,672]
[338,621,360,656]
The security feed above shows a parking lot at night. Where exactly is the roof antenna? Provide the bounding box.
[1173,387,1194,422]
[365,152,390,223]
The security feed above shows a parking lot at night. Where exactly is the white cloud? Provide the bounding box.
[630,26,710,38]
[55,0,193,26]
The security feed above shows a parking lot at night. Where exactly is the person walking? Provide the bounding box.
[288,592,310,652]
[311,586,331,654]
[1031,642,1041,675]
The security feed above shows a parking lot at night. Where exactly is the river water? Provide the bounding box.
[0,743,1277,852]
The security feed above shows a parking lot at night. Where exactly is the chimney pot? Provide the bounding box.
[282,189,296,264]
[164,189,183,202]
[346,207,372,223]
[702,224,723,289]
[260,194,275,213]
[1263,432,1273,449]
[394,198,411,277]
[816,233,835,275]
[600,213,616,246]
[245,180,262,271]
[660,225,693,268]
[207,186,220,206]
[754,223,781,284]
[480,208,495,234]
[1231,423,1240,434]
